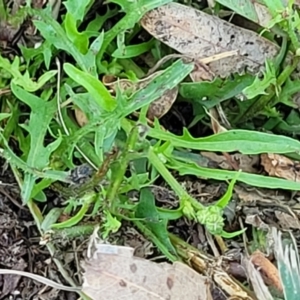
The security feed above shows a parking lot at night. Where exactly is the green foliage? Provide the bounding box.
[3,0,300,281]
[149,123,300,154]
[179,73,254,109]
[215,0,259,23]
[11,84,62,202]
[243,60,278,99]
[0,55,57,91]
[135,188,177,257]
[63,63,116,111]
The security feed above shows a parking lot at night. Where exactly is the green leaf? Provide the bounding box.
[51,193,96,229]
[11,83,61,202]
[0,113,11,121]
[64,86,102,121]
[98,0,173,60]
[179,73,254,109]
[121,59,194,117]
[0,135,70,182]
[41,207,64,231]
[215,171,240,208]
[261,0,285,17]
[63,63,116,111]
[167,159,300,191]
[149,125,300,154]
[110,0,172,13]
[216,0,258,23]
[86,9,118,32]
[135,188,177,255]
[63,0,94,21]
[220,228,246,238]
[0,55,57,92]
[33,7,101,74]
[112,40,155,58]
[275,230,300,300]
[20,40,53,69]
[64,13,89,54]
[243,60,277,99]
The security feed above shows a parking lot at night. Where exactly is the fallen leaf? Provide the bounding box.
[2,258,27,298]
[201,152,259,173]
[81,229,208,300]
[141,3,280,78]
[274,211,300,229]
[245,214,270,230]
[251,250,283,293]
[261,153,300,182]
[74,106,89,127]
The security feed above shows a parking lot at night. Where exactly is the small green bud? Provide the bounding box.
[182,201,196,220]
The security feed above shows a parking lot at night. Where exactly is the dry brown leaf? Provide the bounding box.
[274,211,300,229]
[81,233,208,300]
[74,107,88,127]
[250,250,283,293]
[245,214,270,230]
[141,3,280,78]
[261,153,300,182]
[201,152,259,173]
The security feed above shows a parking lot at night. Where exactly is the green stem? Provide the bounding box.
[106,126,139,210]
[148,147,204,211]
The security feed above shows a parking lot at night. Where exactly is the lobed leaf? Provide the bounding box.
[11,83,61,202]
[149,125,300,154]
[168,159,300,191]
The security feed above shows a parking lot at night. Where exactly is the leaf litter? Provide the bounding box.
[81,227,208,300]
[141,2,280,77]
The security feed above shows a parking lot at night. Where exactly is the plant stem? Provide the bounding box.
[148,147,204,211]
[106,126,139,210]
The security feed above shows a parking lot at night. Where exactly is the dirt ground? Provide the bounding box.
[0,162,79,300]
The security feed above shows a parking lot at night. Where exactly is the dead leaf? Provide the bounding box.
[250,250,283,293]
[274,211,300,229]
[261,153,300,182]
[74,107,88,127]
[2,258,27,298]
[201,152,259,173]
[147,87,178,120]
[141,3,280,78]
[82,229,208,300]
[245,214,270,231]
[190,61,215,82]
